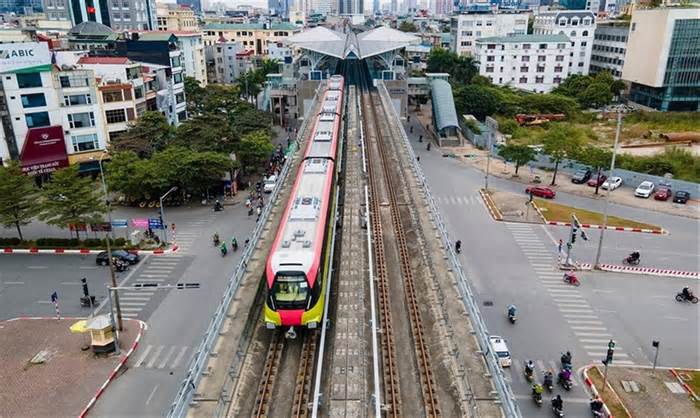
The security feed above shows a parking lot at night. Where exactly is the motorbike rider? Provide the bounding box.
[543,370,554,386]
[427,142,431,151]
[561,351,572,367]
[552,395,564,411]
[590,397,604,413]
[455,240,462,253]
[220,242,227,255]
[682,287,694,300]
[525,360,535,376]
[214,200,223,211]
[628,251,640,263]
[559,367,572,383]
[564,271,577,284]
[507,304,517,318]
[232,236,238,251]
[213,232,220,245]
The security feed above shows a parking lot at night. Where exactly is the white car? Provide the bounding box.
[602,176,623,191]
[634,181,655,198]
[489,336,512,367]
[263,175,277,193]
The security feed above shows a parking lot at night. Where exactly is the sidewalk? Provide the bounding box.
[0,317,141,417]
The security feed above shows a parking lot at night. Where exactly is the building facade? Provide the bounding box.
[43,0,69,21]
[622,8,699,111]
[156,3,198,32]
[590,20,628,78]
[474,34,572,93]
[451,12,529,57]
[60,0,157,31]
[139,31,207,86]
[533,10,595,75]
[202,23,301,55]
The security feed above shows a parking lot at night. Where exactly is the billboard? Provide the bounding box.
[20,126,69,176]
[0,42,51,74]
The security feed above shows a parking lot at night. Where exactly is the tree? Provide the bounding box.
[398,20,418,32]
[498,144,537,176]
[38,166,107,239]
[230,106,272,134]
[576,146,612,194]
[184,76,207,115]
[111,111,174,157]
[426,48,479,85]
[542,124,584,186]
[453,85,499,121]
[0,162,38,240]
[237,130,274,173]
[257,58,280,79]
[174,113,239,153]
[578,82,613,109]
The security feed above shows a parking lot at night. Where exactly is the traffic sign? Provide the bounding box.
[148,217,164,230]
[111,219,128,228]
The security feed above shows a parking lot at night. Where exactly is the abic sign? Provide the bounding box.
[0,42,51,74]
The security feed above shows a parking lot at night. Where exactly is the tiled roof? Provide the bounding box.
[77,56,130,64]
[476,34,571,43]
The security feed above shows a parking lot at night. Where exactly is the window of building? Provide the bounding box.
[71,133,99,152]
[578,62,584,67]
[539,43,547,49]
[21,93,46,108]
[460,41,469,46]
[571,18,579,26]
[522,43,531,50]
[134,86,144,99]
[59,75,89,88]
[522,56,530,62]
[25,111,50,128]
[176,92,185,103]
[582,30,589,37]
[17,72,42,88]
[537,66,545,73]
[520,66,529,72]
[177,110,187,122]
[557,43,566,49]
[171,56,182,68]
[554,76,562,84]
[122,12,131,20]
[487,55,495,62]
[537,55,546,62]
[64,94,91,106]
[103,90,124,103]
[554,66,563,72]
[173,73,183,84]
[68,112,95,128]
[570,31,577,37]
[105,109,127,124]
[535,76,544,83]
[519,76,528,83]
[485,67,494,73]
[556,55,564,62]
[487,44,496,50]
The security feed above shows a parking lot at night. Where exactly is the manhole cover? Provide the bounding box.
[483,301,494,307]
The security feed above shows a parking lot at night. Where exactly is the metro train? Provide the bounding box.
[264,75,345,338]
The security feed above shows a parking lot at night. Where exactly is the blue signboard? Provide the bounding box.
[148,217,164,230]
[111,219,128,228]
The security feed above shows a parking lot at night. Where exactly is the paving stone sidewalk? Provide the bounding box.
[605,366,697,418]
[0,318,137,418]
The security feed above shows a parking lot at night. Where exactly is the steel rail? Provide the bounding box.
[252,331,285,418]
[292,331,319,418]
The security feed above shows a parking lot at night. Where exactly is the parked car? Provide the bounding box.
[634,181,655,198]
[587,174,607,187]
[263,175,277,193]
[602,176,623,191]
[96,250,140,266]
[526,186,556,199]
[654,186,672,201]
[571,168,592,184]
[489,336,512,368]
[673,190,690,204]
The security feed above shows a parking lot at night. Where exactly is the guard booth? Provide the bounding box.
[86,315,116,354]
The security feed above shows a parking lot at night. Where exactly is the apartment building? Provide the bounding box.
[590,20,629,78]
[202,22,301,55]
[622,8,699,111]
[156,3,198,32]
[205,40,242,84]
[533,10,596,75]
[451,11,529,57]
[474,34,573,93]
[45,0,157,30]
[138,31,206,86]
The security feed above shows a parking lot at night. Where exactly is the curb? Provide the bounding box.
[545,220,667,235]
[530,200,548,223]
[670,369,700,401]
[78,319,147,418]
[479,189,503,221]
[0,245,178,256]
[577,263,699,279]
[581,364,629,418]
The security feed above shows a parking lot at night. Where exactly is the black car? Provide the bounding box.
[673,190,690,204]
[571,168,592,184]
[96,250,140,266]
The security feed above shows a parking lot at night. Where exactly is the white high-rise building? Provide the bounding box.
[533,10,596,75]
[451,12,529,57]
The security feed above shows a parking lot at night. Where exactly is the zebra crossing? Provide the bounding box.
[132,344,192,370]
[120,255,183,318]
[434,194,483,206]
[505,223,636,366]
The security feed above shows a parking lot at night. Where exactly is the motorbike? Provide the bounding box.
[524,365,534,382]
[508,311,517,324]
[426,142,431,151]
[213,235,220,246]
[552,401,564,418]
[213,202,223,212]
[543,374,554,391]
[622,254,640,266]
[563,272,580,287]
[558,373,572,391]
[232,240,238,252]
[113,259,128,273]
[533,391,543,407]
[220,245,227,257]
[676,292,699,304]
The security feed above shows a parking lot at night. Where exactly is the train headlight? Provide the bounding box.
[307,321,318,329]
[265,322,276,330]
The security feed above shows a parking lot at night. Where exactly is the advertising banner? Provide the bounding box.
[111,219,129,228]
[130,218,149,229]
[0,42,51,74]
[20,126,69,176]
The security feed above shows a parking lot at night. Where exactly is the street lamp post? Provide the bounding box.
[97,152,123,331]
[594,112,622,269]
[159,186,178,244]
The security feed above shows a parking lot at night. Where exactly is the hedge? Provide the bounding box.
[0,237,129,249]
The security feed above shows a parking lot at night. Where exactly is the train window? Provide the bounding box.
[272,272,309,308]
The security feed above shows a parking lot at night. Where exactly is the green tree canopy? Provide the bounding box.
[542,124,584,185]
[552,72,619,109]
[398,20,418,32]
[576,145,613,194]
[174,113,239,153]
[38,165,107,238]
[426,48,479,85]
[0,162,38,240]
[498,144,537,175]
[237,130,274,174]
[453,84,499,121]
[111,111,174,157]
[184,76,207,115]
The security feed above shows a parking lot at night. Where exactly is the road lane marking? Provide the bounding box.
[27,266,48,269]
[158,346,177,369]
[120,307,143,311]
[135,278,166,282]
[584,344,622,350]
[587,352,629,357]
[570,326,608,331]
[36,301,53,304]
[60,282,81,285]
[135,345,153,366]
[119,302,147,306]
[145,384,160,405]
[120,297,151,301]
[580,339,615,344]
[559,309,593,313]
[122,312,139,317]
[170,346,188,369]
[3,281,25,285]
[147,346,165,368]
[614,360,635,365]
[564,314,599,319]
[139,274,169,278]
[567,320,604,324]
[575,332,612,337]
[547,289,580,293]
[663,316,688,321]
[79,266,98,270]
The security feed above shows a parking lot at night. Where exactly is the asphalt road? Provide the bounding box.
[405,117,699,417]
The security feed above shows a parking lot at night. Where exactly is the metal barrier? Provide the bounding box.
[167,83,325,418]
[376,82,522,418]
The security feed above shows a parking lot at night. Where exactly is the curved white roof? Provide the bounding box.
[286,26,419,60]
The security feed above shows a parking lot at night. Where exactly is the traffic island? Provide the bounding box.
[0,317,142,417]
[480,188,544,223]
[584,365,699,418]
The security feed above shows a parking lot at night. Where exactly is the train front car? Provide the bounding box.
[265,76,344,338]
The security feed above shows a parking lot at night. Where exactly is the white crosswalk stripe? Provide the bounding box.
[134,344,190,370]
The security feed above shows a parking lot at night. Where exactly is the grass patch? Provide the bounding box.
[534,198,662,231]
[588,366,631,418]
[675,369,700,409]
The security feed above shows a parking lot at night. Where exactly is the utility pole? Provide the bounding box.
[484,117,498,191]
[652,340,660,374]
[159,186,178,244]
[98,152,123,331]
[594,112,622,268]
[602,340,614,394]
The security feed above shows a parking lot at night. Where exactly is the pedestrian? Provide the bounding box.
[410,126,413,133]
[558,239,563,254]
[407,115,411,123]
[419,135,423,143]
[416,155,420,162]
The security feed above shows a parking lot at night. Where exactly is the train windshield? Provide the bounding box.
[272,272,309,309]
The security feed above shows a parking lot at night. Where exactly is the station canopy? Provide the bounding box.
[286,26,419,60]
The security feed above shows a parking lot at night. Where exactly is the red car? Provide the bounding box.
[587,174,607,187]
[526,186,556,199]
[654,187,672,201]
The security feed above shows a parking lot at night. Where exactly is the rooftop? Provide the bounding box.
[476,34,571,43]
[77,56,131,65]
[203,22,299,31]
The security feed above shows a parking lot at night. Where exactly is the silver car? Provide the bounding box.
[634,181,655,198]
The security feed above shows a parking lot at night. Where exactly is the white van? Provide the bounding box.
[489,336,512,367]
[263,175,277,193]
